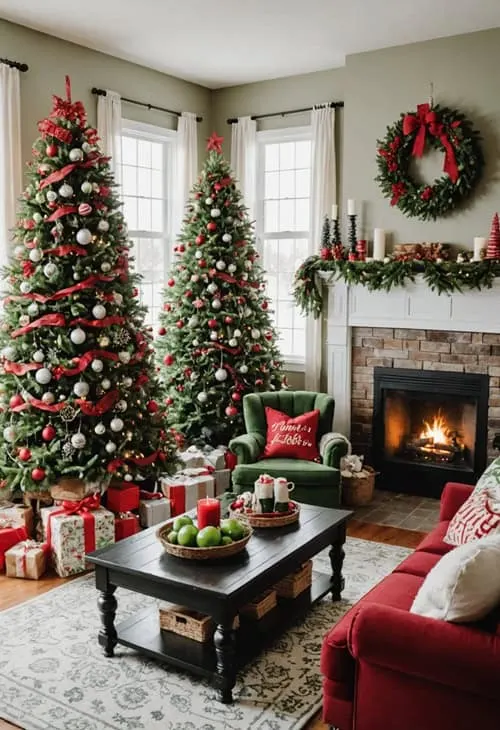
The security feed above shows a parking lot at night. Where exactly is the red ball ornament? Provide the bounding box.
[177,385,185,392]
[261,301,269,310]
[265,332,273,341]
[167,278,175,287]
[252,344,262,353]
[46,144,58,157]
[195,192,202,199]
[176,320,184,329]
[224,316,233,324]
[18,447,31,462]
[185,290,193,298]
[132,288,139,297]
[208,319,218,329]
[32,467,46,481]
[195,234,205,245]
[48,201,58,210]
[164,354,175,366]
[178,244,185,253]
[9,394,24,409]
[164,303,171,312]
[165,396,174,405]
[42,425,56,442]
[198,259,207,268]
[214,183,222,192]
[158,326,166,336]
[255,378,264,386]
[225,405,238,417]
[147,400,159,413]
[231,392,241,402]
[207,222,217,232]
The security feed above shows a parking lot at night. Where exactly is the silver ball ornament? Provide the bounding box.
[70,328,86,345]
[188,316,199,327]
[123,473,133,482]
[205,197,213,205]
[216,260,226,271]
[33,350,44,363]
[222,234,232,243]
[110,417,124,433]
[35,368,52,385]
[19,315,29,327]
[211,208,221,218]
[113,292,123,305]
[116,399,127,412]
[94,423,106,435]
[207,282,218,294]
[32,213,42,224]
[27,303,39,317]
[46,190,57,202]
[82,142,92,154]
[192,339,200,347]
[123,377,133,387]
[251,328,261,339]
[233,329,242,338]
[91,359,104,373]
[41,392,55,405]
[76,228,92,246]
[81,181,93,194]
[58,183,73,198]
[29,248,42,263]
[3,426,16,443]
[101,378,111,390]
[71,432,86,449]
[20,281,32,294]
[228,338,238,347]
[227,263,237,273]
[105,441,117,454]
[239,364,249,374]
[215,367,228,382]
[69,148,84,162]
[92,304,107,320]
[43,262,58,278]
[14,245,24,259]
[210,332,218,341]
[118,351,131,364]
[101,262,111,272]
[197,391,208,404]
[211,298,222,310]
[2,346,16,360]
[73,381,89,397]
[97,220,110,232]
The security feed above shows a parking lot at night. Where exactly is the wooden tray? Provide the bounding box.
[231,502,300,529]
[156,522,252,560]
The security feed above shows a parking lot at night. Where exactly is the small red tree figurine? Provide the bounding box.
[486,213,500,259]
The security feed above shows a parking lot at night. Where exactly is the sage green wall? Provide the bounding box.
[0,19,211,167]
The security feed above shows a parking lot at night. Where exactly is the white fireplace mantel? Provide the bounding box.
[325,275,500,435]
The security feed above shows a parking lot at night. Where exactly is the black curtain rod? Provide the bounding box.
[226,101,344,124]
[0,57,28,72]
[91,87,202,122]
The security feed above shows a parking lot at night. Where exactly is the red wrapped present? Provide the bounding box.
[106,482,140,513]
[115,512,140,541]
[0,525,28,570]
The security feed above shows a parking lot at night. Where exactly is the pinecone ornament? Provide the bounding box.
[486,213,500,259]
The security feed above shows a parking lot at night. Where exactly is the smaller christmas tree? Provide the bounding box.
[320,216,331,260]
[486,213,500,259]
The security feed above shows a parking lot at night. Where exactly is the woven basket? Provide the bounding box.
[274,560,313,599]
[156,523,252,560]
[240,589,277,620]
[230,502,300,529]
[159,604,239,642]
[342,466,376,507]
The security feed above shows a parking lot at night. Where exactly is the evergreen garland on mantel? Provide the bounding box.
[293,256,500,319]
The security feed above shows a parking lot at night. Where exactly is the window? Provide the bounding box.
[256,128,311,367]
[120,120,175,330]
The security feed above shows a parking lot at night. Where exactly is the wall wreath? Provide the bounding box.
[375,103,484,221]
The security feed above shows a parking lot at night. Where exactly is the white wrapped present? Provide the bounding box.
[179,446,205,469]
[203,448,227,471]
[160,474,214,515]
[214,469,231,496]
[139,496,171,528]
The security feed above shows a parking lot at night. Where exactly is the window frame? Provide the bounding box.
[255,125,312,370]
[120,119,176,330]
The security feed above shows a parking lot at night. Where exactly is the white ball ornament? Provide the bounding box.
[239,364,249,374]
[73,273,80,280]
[222,234,232,243]
[233,329,242,338]
[212,298,222,310]
[226,216,233,223]
[97,220,110,232]
[41,392,55,405]
[211,208,221,218]
[188,316,199,328]
[118,351,131,364]
[207,282,218,294]
[46,191,57,203]
[94,422,106,435]
[33,213,42,225]
[241,273,248,281]
[33,350,45,363]
[81,181,92,194]
[71,432,86,449]
[244,308,252,317]
[70,328,86,345]
[27,303,39,317]
[124,474,133,482]
[3,346,17,360]
[197,391,208,404]
[229,338,238,347]
[215,367,228,382]
[251,328,260,339]
[101,262,111,273]
[205,197,213,205]
[73,381,89,397]
[59,183,73,198]
[14,245,24,259]
[19,315,30,327]
[216,260,226,271]
[227,263,237,273]
[110,417,124,432]
[91,359,104,373]
[244,260,252,270]
[69,148,84,162]
[76,228,92,246]
[192,339,200,347]
[195,251,203,260]
[210,332,218,341]
[123,377,133,387]
[43,262,58,278]
[20,282,32,294]
[3,426,16,443]
[116,399,127,412]
[29,248,42,263]
[99,336,110,347]
[92,304,107,320]
[35,368,52,385]
[105,441,117,454]
[82,142,92,154]
[113,293,123,305]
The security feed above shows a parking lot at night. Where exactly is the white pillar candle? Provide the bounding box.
[347,199,356,216]
[373,229,386,260]
[331,203,338,220]
[473,236,487,261]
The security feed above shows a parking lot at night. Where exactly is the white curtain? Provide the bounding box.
[306,106,337,391]
[230,116,257,221]
[172,112,198,237]
[97,89,122,184]
[0,65,22,270]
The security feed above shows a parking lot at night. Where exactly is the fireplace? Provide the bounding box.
[372,368,489,498]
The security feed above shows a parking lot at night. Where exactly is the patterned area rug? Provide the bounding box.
[0,538,411,730]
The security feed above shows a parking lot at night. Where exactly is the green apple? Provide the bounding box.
[173,515,193,532]
[167,531,178,545]
[221,535,233,546]
[220,518,245,541]
[177,524,199,547]
[196,526,222,548]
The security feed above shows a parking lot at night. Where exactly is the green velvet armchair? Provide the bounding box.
[228,391,348,509]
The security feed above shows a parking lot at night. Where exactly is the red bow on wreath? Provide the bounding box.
[402,103,459,184]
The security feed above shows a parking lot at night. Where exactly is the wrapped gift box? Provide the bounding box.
[179,446,205,469]
[177,467,215,496]
[106,482,140,513]
[5,540,48,579]
[160,475,214,516]
[115,512,140,541]
[41,502,115,577]
[0,526,28,570]
[214,469,231,496]
[0,504,34,537]
[203,448,227,471]
[139,496,171,528]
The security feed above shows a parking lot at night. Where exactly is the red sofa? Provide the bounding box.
[321,482,500,730]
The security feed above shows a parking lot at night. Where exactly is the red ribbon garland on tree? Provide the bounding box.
[70,315,125,329]
[3,361,42,375]
[44,245,90,257]
[39,154,105,190]
[76,390,119,416]
[402,103,459,184]
[11,313,65,338]
[51,349,119,379]
[27,398,69,413]
[5,274,115,305]
[46,205,77,222]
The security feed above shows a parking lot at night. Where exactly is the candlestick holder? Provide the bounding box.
[331,216,341,246]
[348,214,358,260]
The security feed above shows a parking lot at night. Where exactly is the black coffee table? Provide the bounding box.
[87,502,351,704]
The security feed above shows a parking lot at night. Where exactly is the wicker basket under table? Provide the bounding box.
[159,604,239,643]
[239,589,277,620]
[273,560,313,599]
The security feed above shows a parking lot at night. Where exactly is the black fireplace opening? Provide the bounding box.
[372,368,489,498]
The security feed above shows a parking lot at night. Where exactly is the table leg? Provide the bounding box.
[97,586,117,657]
[329,523,346,601]
[214,621,237,704]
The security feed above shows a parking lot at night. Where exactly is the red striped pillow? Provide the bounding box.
[444,490,500,546]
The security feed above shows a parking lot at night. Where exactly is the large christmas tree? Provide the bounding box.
[157,133,284,445]
[0,78,177,496]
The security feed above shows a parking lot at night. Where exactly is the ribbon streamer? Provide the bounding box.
[28,397,68,413]
[3,361,42,375]
[11,313,65,338]
[76,390,118,416]
[70,315,125,329]
[39,154,104,190]
[52,349,119,379]
[46,205,77,222]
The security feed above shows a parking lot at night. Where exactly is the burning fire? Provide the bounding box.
[420,410,450,446]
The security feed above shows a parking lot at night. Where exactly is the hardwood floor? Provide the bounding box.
[0,519,426,730]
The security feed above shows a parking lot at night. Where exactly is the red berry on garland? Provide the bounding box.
[177,385,185,392]
[252,344,261,353]
[132,288,139,297]
[42,425,56,442]
[176,320,184,329]
[207,222,217,232]
[9,394,24,409]
[208,318,218,329]
[31,467,46,481]
[165,396,174,405]
[214,183,222,192]
[265,332,273,341]
[164,354,175,366]
[225,405,238,417]
[178,244,185,253]
[167,278,175,287]
[195,192,202,199]
[164,303,171,312]
[224,316,233,324]
[198,259,207,268]
[185,290,193,298]
[46,144,58,157]
[18,447,31,462]
[261,301,268,310]
[195,234,205,245]
[147,400,159,413]
[231,392,241,402]
[158,326,166,336]
[320,247,332,261]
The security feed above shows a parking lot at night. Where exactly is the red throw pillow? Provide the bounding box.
[262,407,320,461]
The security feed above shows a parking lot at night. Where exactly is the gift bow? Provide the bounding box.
[139,490,163,501]
[402,103,459,184]
[45,493,101,555]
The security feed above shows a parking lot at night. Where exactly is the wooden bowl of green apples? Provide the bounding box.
[157,515,252,560]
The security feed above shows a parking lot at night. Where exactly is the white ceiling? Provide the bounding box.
[1,0,500,89]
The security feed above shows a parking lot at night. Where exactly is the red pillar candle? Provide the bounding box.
[197,497,221,530]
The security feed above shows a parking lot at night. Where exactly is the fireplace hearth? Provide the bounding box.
[372,368,489,498]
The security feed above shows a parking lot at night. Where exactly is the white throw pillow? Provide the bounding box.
[410,534,500,623]
[474,457,500,499]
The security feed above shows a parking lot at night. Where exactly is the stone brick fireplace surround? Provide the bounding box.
[325,276,500,486]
